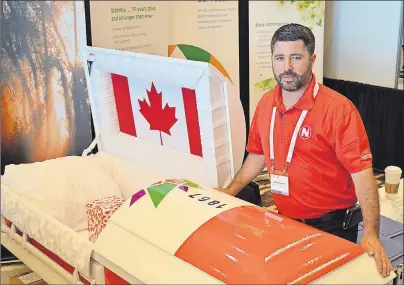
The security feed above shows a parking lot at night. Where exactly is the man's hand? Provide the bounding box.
[351,167,392,278]
[216,187,234,195]
[217,153,266,196]
[360,234,392,277]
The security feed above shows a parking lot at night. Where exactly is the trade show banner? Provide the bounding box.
[169,1,239,89]
[1,1,92,168]
[90,0,239,91]
[249,1,325,122]
[89,1,169,56]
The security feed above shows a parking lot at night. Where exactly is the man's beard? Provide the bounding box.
[273,62,313,92]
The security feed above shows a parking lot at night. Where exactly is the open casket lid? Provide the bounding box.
[84,46,246,188]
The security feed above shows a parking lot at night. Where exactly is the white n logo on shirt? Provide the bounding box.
[300,126,311,140]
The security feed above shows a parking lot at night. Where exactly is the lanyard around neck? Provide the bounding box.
[269,82,319,174]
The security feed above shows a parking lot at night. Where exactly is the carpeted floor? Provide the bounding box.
[254,169,394,210]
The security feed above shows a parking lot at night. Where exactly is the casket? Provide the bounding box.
[1,47,395,285]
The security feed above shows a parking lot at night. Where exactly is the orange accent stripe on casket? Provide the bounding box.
[104,267,130,285]
[175,206,364,285]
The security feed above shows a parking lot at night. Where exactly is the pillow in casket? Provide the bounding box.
[2,154,122,232]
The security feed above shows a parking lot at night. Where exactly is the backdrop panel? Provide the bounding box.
[1,1,92,171]
[248,0,325,123]
[169,1,239,91]
[324,1,403,89]
[89,1,239,95]
[89,1,169,56]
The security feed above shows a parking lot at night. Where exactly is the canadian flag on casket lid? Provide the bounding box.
[112,77,203,157]
[85,47,246,189]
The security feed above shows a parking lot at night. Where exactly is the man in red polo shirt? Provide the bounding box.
[220,23,391,277]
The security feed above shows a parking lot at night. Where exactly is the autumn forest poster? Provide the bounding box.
[1,1,92,171]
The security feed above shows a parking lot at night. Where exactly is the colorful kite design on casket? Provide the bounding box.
[129,179,204,208]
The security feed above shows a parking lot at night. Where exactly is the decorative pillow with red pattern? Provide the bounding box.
[86,196,125,243]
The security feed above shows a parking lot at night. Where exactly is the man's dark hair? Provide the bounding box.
[271,23,315,55]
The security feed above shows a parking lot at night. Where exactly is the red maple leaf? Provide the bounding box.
[138,82,178,145]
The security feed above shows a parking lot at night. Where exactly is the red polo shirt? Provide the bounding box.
[247,74,373,219]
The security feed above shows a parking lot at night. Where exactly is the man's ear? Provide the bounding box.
[311,53,317,65]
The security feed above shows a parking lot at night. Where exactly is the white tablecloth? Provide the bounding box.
[378,179,403,224]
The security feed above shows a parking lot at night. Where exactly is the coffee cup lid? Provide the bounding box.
[385,166,402,174]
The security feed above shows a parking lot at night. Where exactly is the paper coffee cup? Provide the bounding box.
[384,166,402,195]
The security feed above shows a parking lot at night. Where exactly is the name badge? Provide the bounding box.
[270,174,289,196]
